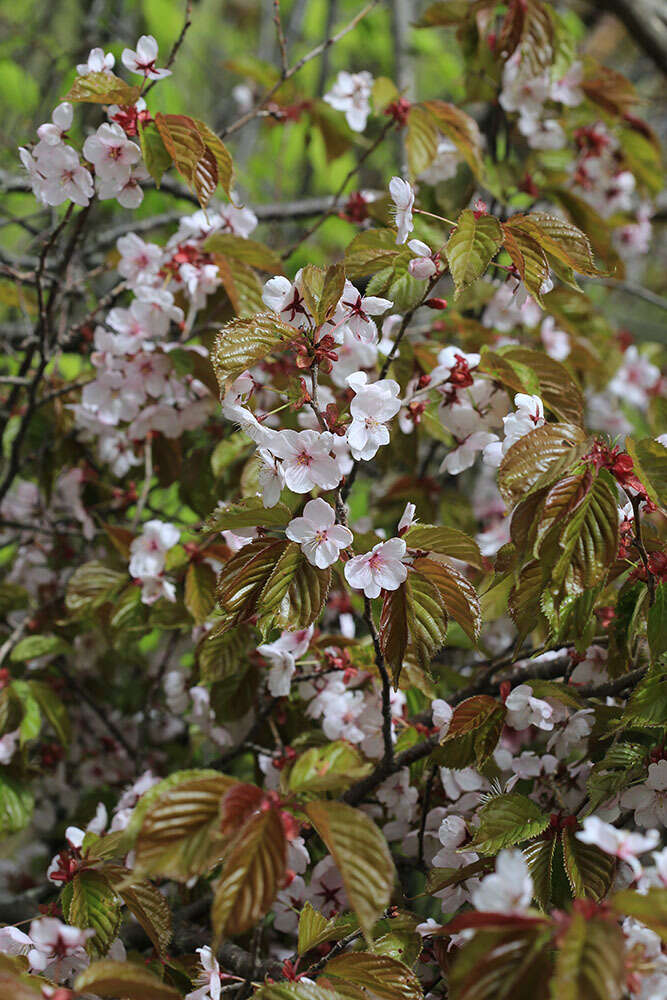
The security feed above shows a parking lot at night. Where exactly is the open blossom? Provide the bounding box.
[286,498,353,569]
[37,103,73,145]
[116,233,163,286]
[185,945,221,1000]
[269,429,341,493]
[262,271,311,329]
[344,537,407,599]
[432,699,453,738]
[608,346,660,410]
[389,176,415,244]
[83,123,141,186]
[323,71,373,132]
[258,448,286,508]
[346,371,402,461]
[77,47,115,74]
[620,760,667,829]
[257,627,314,697]
[504,683,554,731]
[472,850,534,913]
[27,917,93,975]
[577,817,659,876]
[483,392,545,468]
[129,520,180,578]
[20,144,94,208]
[334,280,392,343]
[122,35,172,79]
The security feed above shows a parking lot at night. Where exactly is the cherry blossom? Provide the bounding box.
[76,47,115,75]
[185,945,221,1000]
[577,817,659,876]
[504,683,554,731]
[346,371,402,461]
[257,626,314,697]
[334,280,393,343]
[540,316,571,360]
[408,239,439,279]
[27,917,93,976]
[472,849,534,913]
[432,699,453,738]
[21,144,93,208]
[262,271,311,329]
[344,537,408,599]
[82,123,141,188]
[121,35,172,79]
[419,136,462,184]
[129,520,180,578]
[323,71,373,132]
[621,761,667,829]
[389,176,415,244]
[37,103,73,145]
[116,233,163,287]
[286,498,353,569]
[268,429,341,493]
[483,393,545,468]
[608,346,660,410]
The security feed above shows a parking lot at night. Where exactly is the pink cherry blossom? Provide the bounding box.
[286,498,353,568]
[576,817,659,876]
[408,239,439,279]
[121,35,172,79]
[129,520,180,578]
[346,371,402,461]
[83,123,141,186]
[344,537,408,599]
[268,429,341,493]
[185,945,221,1000]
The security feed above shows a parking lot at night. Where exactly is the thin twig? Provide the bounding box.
[364,594,394,767]
[143,0,193,96]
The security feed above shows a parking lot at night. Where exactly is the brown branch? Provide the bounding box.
[364,594,395,767]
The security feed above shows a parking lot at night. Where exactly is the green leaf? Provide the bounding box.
[300,263,346,326]
[469,794,550,855]
[434,695,505,769]
[255,984,339,1000]
[344,229,402,279]
[416,2,472,27]
[65,561,126,618]
[322,953,423,1000]
[550,912,624,1000]
[10,634,69,662]
[203,233,284,274]
[138,121,172,187]
[297,901,340,954]
[497,423,589,507]
[501,219,551,305]
[75,960,181,1000]
[648,582,667,660]
[449,926,553,1000]
[212,804,287,942]
[621,664,667,728]
[413,557,481,643]
[216,255,265,317]
[155,113,221,208]
[445,210,504,296]
[28,681,71,745]
[305,800,395,942]
[288,743,373,795]
[561,829,615,902]
[625,436,667,510]
[204,497,292,533]
[520,213,605,277]
[0,774,33,834]
[212,313,294,385]
[523,837,556,910]
[103,866,172,956]
[403,524,484,568]
[185,561,217,624]
[11,679,42,746]
[272,553,331,632]
[215,537,289,632]
[610,887,667,943]
[63,870,121,959]
[64,72,140,104]
[135,772,236,880]
[406,105,439,179]
[422,100,483,175]
[426,857,493,894]
[479,347,584,427]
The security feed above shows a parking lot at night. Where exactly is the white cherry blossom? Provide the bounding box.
[268,429,341,493]
[576,817,659,876]
[185,945,221,1000]
[504,683,554,731]
[472,849,534,913]
[344,537,408,599]
[408,239,439,279]
[346,371,402,461]
[334,280,392,343]
[37,103,73,145]
[286,498,353,568]
[257,627,314,697]
[122,35,172,79]
[129,520,180,578]
[323,71,373,132]
[77,47,115,75]
[83,123,141,187]
[389,176,415,244]
[621,761,667,829]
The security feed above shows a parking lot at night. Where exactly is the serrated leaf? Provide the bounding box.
[421,100,483,175]
[212,804,287,942]
[273,554,331,632]
[215,255,265,317]
[215,537,289,632]
[203,233,284,274]
[449,925,553,1000]
[621,665,667,728]
[135,773,236,880]
[445,210,504,295]
[561,829,615,902]
[322,953,423,1000]
[288,743,373,795]
[497,423,589,507]
[63,870,121,958]
[413,557,481,642]
[406,105,439,179]
[75,960,181,1000]
[434,695,505,769]
[64,72,140,104]
[551,912,624,1000]
[138,121,171,187]
[300,263,346,326]
[523,837,556,910]
[305,800,395,941]
[297,901,339,954]
[65,561,127,617]
[0,774,33,834]
[193,118,233,199]
[185,561,217,624]
[610,887,667,943]
[519,213,605,277]
[625,436,667,510]
[255,984,339,1000]
[204,497,292,533]
[403,524,484,568]
[469,794,550,855]
[197,623,254,684]
[479,347,584,427]
[155,113,221,208]
[648,582,666,659]
[28,681,70,745]
[501,221,551,306]
[344,229,402,279]
[212,312,294,385]
[380,570,448,685]
[102,867,171,957]
[582,61,637,117]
